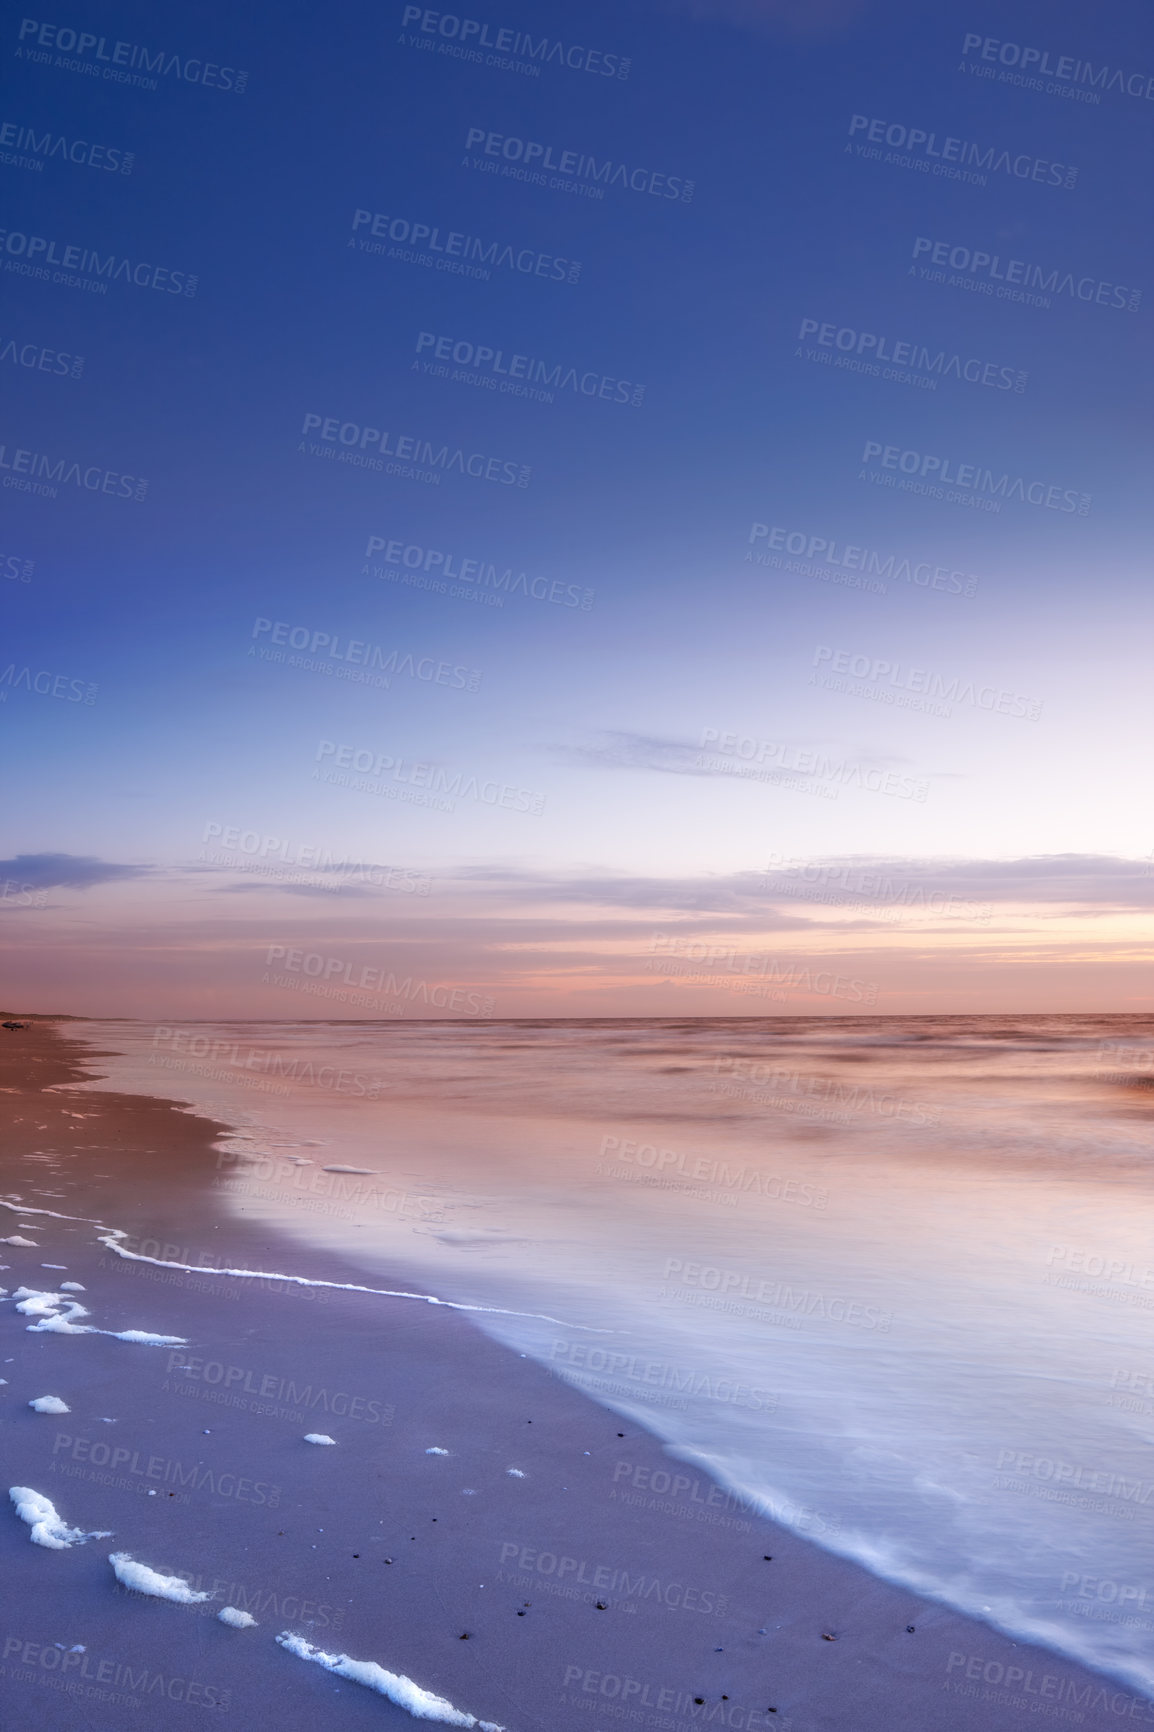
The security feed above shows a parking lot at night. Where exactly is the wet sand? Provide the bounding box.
[0,1018,1144,1731]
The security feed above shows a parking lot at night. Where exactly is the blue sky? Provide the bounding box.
[2,0,1151,1015]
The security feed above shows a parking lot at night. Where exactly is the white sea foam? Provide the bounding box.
[5,1285,185,1346]
[1,1235,37,1247]
[303,1433,336,1445]
[425,1446,449,1455]
[506,1468,525,1477]
[109,1553,212,1602]
[60,1282,85,1291]
[218,1606,257,1628]
[10,1486,111,1549]
[275,1633,505,1727]
[28,1395,70,1414]
[0,1200,608,1333]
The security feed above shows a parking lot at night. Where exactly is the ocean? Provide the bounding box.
[71,1015,1154,1697]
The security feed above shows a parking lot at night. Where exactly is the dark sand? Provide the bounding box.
[0,1019,1144,1731]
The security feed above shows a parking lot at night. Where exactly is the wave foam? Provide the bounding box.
[275,1633,505,1727]
[10,1486,111,1549]
[6,1285,185,1347]
[109,1553,212,1603]
[0,1199,609,1334]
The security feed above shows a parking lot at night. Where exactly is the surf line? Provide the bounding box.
[0,1197,613,1333]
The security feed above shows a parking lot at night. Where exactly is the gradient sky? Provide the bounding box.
[2,0,1152,1017]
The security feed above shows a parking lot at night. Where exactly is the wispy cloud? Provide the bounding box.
[450,856,1154,914]
[552,730,916,783]
[0,853,153,890]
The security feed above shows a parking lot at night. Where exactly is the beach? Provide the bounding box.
[0,1017,1149,1730]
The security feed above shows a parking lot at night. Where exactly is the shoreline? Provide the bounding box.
[0,1018,1146,1731]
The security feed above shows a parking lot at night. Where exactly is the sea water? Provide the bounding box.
[73,1015,1154,1696]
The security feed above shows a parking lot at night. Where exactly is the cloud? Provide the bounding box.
[209,880,382,899]
[554,730,914,783]
[0,853,152,890]
[452,864,813,919]
[772,854,1154,908]
[452,855,1154,916]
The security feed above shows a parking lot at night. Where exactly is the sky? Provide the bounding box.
[1,0,1151,1018]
